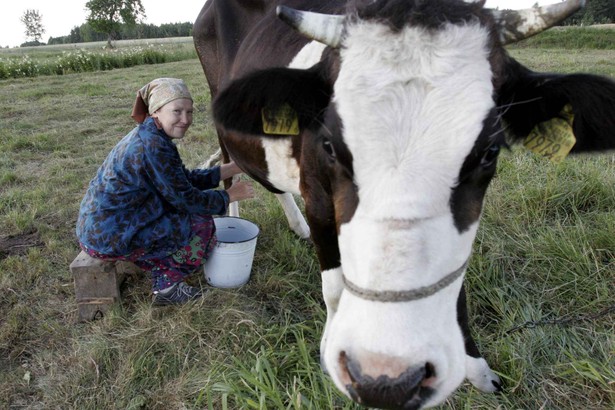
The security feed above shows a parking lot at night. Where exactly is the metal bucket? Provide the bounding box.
[204,217,260,288]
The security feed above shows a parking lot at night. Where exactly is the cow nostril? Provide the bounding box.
[421,362,437,389]
[425,362,436,379]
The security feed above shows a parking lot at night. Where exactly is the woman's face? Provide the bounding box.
[152,98,194,139]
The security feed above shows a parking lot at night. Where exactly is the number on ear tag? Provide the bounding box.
[523,104,576,164]
[261,104,300,136]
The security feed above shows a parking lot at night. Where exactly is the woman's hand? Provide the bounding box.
[226,181,255,203]
[220,161,243,180]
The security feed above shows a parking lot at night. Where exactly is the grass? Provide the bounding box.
[0,38,196,79]
[0,37,195,56]
[0,39,614,409]
[511,26,615,50]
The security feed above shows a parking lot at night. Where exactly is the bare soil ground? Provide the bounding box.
[0,230,44,259]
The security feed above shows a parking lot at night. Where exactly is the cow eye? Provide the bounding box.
[480,144,500,168]
[322,139,336,159]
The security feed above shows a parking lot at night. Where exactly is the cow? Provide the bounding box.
[193,0,615,408]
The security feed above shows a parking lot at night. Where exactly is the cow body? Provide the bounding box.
[194,1,615,408]
[194,1,347,238]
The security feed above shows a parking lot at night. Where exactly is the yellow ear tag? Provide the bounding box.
[523,104,576,164]
[261,104,300,136]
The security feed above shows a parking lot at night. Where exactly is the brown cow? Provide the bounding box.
[194,1,614,408]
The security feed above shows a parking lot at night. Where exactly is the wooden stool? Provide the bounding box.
[70,250,141,321]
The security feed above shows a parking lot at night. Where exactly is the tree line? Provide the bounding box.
[18,0,193,48]
[47,22,194,45]
[18,0,615,48]
[562,0,615,25]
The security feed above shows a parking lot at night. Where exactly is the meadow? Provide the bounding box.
[0,38,196,79]
[0,32,614,409]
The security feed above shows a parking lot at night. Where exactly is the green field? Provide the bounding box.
[0,36,613,409]
[0,38,197,79]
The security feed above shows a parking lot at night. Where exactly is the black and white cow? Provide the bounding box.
[194,0,615,408]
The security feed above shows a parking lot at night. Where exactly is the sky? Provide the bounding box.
[1,0,206,48]
[1,1,564,48]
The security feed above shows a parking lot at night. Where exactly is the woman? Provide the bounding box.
[76,78,254,305]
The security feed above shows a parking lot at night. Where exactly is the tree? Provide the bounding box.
[583,0,615,24]
[20,9,46,43]
[563,0,615,25]
[85,0,146,48]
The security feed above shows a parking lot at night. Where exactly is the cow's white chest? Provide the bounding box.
[261,41,326,195]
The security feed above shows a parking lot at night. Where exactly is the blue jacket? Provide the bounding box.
[76,117,229,257]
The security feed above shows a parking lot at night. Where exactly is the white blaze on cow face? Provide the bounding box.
[261,41,327,195]
[321,21,496,407]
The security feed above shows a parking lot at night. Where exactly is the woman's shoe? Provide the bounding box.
[152,282,203,305]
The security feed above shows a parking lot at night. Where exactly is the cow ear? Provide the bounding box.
[213,65,332,136]
[498,58,615,154]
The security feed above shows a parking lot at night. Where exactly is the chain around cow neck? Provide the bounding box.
[342,258,469,303]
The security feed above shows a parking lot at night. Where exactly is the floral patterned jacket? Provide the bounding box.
[76,117,229,257]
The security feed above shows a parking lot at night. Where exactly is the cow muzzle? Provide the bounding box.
[320,257,469,408]
[339,351,435,410]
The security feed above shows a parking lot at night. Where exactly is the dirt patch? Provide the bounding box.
[0,231,44,259]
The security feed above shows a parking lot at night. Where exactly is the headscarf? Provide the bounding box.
[130,78,193,123]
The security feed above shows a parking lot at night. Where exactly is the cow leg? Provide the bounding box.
[457,284,502,392]
[275,193,310,239]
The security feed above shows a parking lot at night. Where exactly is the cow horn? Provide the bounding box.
[276,5,345,48]
[493,0,585,45]
[463,0,487,6]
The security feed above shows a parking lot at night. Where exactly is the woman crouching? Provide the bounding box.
[76,78,254,305]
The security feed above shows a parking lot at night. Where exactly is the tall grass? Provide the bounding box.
[0,39,613,409]
[0,39,196,79]
[511,26,615,50]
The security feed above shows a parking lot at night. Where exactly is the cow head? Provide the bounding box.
[213,0,614,408]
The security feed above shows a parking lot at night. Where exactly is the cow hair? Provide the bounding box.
[351,0,484,32]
